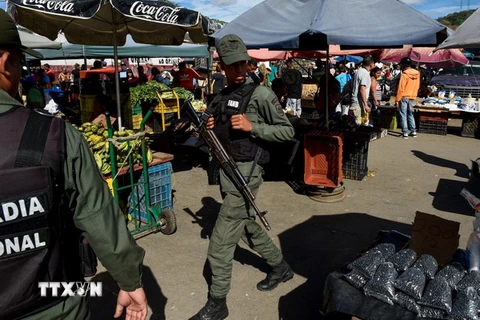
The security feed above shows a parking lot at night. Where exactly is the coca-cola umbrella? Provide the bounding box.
[8,0,218,129]
[379,45,469,69]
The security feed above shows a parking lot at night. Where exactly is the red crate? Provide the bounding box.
[304,131,343,187]
[419,111,448,124]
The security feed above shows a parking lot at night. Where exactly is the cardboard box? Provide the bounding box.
[409,211,460,266]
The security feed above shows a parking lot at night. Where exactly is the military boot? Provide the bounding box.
[189,296,229,320]
[257,260,294,291]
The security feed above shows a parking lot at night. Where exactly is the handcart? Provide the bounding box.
[105,108,176,239]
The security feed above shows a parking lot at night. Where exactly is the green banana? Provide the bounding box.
[94,153,103,169]
[146,149,153,163]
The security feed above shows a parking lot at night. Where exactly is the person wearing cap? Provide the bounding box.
[396,56,420,139]
[22,75,45,110]
[0,9,147,320]
[145,60,153,79]
[189,34,295,320]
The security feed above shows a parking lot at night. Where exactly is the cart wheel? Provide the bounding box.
[159,209,177,235]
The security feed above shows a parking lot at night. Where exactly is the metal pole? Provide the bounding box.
[325,45,329,127]
[111,8,122,130]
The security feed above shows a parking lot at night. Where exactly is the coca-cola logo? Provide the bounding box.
[130,1,182,24]
[21,0,75,13]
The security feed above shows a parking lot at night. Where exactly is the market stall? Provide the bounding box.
[415,94,480,136]
[323,209,480,320]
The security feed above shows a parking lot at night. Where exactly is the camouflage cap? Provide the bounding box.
[217,34,250,65]
[0,10,42,59]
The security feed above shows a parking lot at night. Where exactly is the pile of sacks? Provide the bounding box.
[343,243,480,319]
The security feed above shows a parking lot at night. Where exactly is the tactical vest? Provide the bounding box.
[207,83,270,164]
[0,107,81,319]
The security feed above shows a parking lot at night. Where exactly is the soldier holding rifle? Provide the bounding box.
[190,34,295,320]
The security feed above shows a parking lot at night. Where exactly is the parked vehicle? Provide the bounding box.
[429,61,480,98]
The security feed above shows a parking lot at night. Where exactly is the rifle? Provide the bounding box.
[182,101,271,231]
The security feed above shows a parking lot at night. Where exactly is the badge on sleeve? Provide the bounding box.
[271,97,284,115]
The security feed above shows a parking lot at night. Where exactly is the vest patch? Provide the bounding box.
[227,100,239,109]
[0,193,48,225]
[0,228,48,259]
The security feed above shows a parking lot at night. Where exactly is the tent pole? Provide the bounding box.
[207,46,214,95]
[82,45,87,67]
[112,22,122,130]
[325,45,329,127]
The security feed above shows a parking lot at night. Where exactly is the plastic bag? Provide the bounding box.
[387,248,417,272]
[413,254,438,279]
[363,262,398,305]
[418,277,453,313]
[456,270,480,293]
[448,287,479,320]
[393,267,426,299]
[394,291,421,314]
[370,243,397,259]
[347,250,384,279]
[417,306,447,319]
[436,262,465,288]
[343,269,368,289]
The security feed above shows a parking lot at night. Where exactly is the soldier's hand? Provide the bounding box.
[231,114,252,132]
[114,288,148,320]
[206,116,215,130]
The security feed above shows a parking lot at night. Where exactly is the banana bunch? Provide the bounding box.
[71,123,154,176]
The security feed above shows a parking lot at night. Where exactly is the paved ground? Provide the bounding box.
[90,120,480,320]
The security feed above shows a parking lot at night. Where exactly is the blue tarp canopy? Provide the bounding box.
[34,36,209,60]
[211,0,448,50]
[333,55,363,63]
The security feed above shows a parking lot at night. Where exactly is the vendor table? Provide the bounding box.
[414,105,480,136]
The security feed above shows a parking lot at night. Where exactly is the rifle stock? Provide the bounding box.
[182,101,271,231]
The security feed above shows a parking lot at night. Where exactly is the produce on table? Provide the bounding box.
[191,99,207,112]
[72,122,153,176]
[129,81,194,107]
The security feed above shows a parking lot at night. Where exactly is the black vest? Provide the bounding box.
[208,83,269,164]
[0,107,81,319]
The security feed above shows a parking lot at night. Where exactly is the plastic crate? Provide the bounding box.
[304,131,343,187]
[342,139,369,180]
[154,98,179,113]
[419,120,447,135]
[128,162,173,223]
[419,111,448,124]
[461,116,480,138]
[376,108,397,130]
[79,94,96,123]
[124,103,143,130]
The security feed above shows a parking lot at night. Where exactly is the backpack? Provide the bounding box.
[340,78,354,105]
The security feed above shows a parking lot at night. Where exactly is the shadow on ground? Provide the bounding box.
[183,197,271,291]
[276,213,412,320]
[430,178,475,216]
[411,150,470,179]
[89,266,166,320]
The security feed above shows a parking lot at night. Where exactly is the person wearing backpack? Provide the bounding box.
[0,10,147,320]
